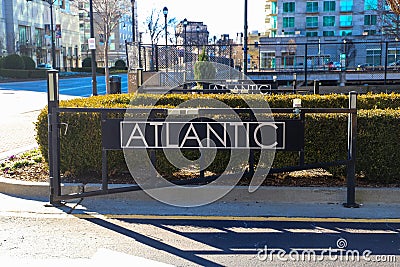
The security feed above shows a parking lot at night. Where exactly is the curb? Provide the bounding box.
[1,176,400,204]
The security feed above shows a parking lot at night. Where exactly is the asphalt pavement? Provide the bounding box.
[0,74,128,96]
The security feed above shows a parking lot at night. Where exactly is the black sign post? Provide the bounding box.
[344,91,359,208]
[47,70,61,206]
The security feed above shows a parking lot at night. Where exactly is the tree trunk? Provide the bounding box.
[105,40,110,94]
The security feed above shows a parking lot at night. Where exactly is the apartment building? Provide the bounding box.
[264,0,386,38]
[259,0,400,70]
[1,0,80,69]
[77,0,136,67]
[176,20,209,46]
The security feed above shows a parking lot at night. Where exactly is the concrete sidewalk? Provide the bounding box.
[1,176,400,220]
[0,89,77,159]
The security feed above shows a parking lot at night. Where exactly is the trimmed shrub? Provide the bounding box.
[194,48,216,88]
[0,68,47,79]
[29,69,47,78]
[3,54,25,70]
[115,59,126,69]
[0,68,28,78]
[21,56,36,70]
[82,57,93,68]
[35,93,400,183]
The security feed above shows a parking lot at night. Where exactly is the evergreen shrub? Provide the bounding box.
[82,57,92,68]
[3,54,25,69]
[21,56,36,70]
[115,59,126,69]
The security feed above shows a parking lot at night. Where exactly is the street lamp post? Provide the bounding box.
[243,0,248,74]
[163,7,168,70]
[139,32,143,69]
[183,18,188,87]
[196,25,200,56]
[131,0,136,43]
[48,1,56,70]
[131,0,141,69]
[183,18,188,63]
[89,0,97,95]
[196,25,200,45]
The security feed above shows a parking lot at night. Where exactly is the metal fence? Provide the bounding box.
[128,40,400,84]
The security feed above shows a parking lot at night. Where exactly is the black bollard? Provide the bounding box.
[313,80,320,94]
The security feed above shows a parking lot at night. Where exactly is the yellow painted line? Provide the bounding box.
[72,214,400,223]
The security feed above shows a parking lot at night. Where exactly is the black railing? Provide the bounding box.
[48,103,358,208]
[128,40,400,85]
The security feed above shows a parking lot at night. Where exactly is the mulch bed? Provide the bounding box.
[2,162,399,188]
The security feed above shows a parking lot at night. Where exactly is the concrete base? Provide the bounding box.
[1,177,400,205]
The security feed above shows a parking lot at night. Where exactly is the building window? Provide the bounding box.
[271,16,277,28]
[34,28,44,47]
[283,31,295,35]
[340,15,353,27]
[283,2,295,13]
[364,0,378,10]
[282,52,295,67]
[364,30,377,35]
[260,51,276,69]
[388,48,400,64]
[283,17,295,28]
[18,26,30,44]
[306,17,318,28]
[323,1,335,12]
[367,49,381,65]
[323,31,335,36]
[306,2,318,13]
[340,30,352,36]
[340,0,353,12]
[306,31,318,37]
[364,15,377,25]
[271,2,277,14]
[323,16,335,26]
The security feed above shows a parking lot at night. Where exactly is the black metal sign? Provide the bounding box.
[102,119,304,151]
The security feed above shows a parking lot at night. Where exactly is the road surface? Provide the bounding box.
[0,74,128,97]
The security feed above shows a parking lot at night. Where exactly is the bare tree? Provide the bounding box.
[373,0,400,39]
[146,9,164,46]
[387,0,400,15]
[168,18,179,45]
[81,0,130,94]
[145,8,164,71]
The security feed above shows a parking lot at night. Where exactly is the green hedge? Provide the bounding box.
[21,56,36,70]
[47,92,400,110]
[35,93,400,183]
[3,54,24,69]
[71,67,127,74]
[0,68,47,79]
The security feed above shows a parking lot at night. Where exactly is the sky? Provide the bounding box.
[136,0,266,42]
